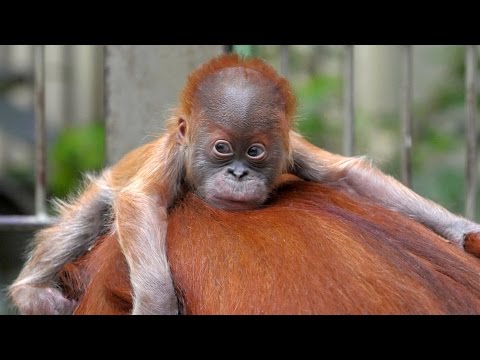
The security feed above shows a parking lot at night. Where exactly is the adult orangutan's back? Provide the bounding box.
[60,178,480,314]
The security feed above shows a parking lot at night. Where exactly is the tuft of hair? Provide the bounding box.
[179,53,297,127]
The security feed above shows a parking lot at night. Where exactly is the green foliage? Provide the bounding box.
[294,74,342,150]
[49,122,105,199]
[413,166,465,215]
[296,75,341,109]
[422,127,459,152]
[408,47,480,218]
[233,45,254,57]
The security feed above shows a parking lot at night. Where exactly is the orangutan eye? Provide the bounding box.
[247,144,266,160]
[213,140,233,156]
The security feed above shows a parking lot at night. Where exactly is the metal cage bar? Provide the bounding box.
[280,45,289,78]
[0,215,53,230]
[34,45,47,218]
[465,45,478,220]
[400,45,413,188]
[343,45,355,156]
[0,45,53,230]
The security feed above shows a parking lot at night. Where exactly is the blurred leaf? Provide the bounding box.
[233,45,254,57]
[296,75,341,109]
[294,74,341,149]
[49,122,105,199]
[413,167,464,215]
[423,127,459,152]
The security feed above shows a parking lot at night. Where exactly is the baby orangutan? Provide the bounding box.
[9,54,480,314]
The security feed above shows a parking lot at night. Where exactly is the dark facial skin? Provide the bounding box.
[185,67,288,210]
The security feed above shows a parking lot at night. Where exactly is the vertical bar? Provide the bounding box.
[308,45,320,76]
[0,45,11,67]
[63,45,74,125]
[465,45,478,220]
[343,45,355,156]
[280,45,289,78]
[34,45,47,218]
[92,45,105,125]
[400,45,413,188]
[0,46,11,171]
[223,45,234,53]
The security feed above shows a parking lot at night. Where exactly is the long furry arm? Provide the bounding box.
[8,172,113,314]
[289,130,480,247]
[113,134,184,315]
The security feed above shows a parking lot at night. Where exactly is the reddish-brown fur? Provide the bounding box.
[60,235,132,315]
[179,54,296,123]
[60,177,480,315]
[14,53,480,315]
[464,233,480,258]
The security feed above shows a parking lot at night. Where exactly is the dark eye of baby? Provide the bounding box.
[215,142,230,154]
[248,146,263,157]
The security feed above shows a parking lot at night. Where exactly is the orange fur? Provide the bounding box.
[464,233,480,258]
[18,53,480,315]
[60,234,132,315]
[179,53,297,125]
[61,177,480,315]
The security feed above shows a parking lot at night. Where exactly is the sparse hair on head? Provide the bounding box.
[179,53,297,127]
